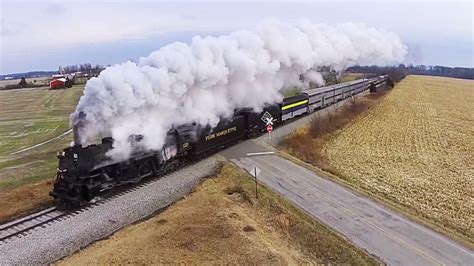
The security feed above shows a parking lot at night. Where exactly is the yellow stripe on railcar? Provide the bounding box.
[281,99,309,111]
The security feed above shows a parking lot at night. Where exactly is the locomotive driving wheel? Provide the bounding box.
[163,160,181,174]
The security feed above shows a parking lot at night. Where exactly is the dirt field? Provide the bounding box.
[284,75,473,243]
[0,85,84,222]
[60,163,377,265]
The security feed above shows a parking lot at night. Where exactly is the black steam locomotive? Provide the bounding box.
[50,75,392,207]
[50,105,281,207]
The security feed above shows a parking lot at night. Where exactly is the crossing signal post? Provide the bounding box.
[266,124,273,133]
[261,111,274,143]
[266,124,273,142]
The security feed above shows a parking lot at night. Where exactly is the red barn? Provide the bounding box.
[50,78,66,89]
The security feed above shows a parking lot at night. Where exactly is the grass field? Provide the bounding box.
[283,75,473,243]
[0,85,83,221]
[338,72,365,83]
[60,163,377,265]
[0,77,51,89]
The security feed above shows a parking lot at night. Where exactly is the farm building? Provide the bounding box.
[50,78,66,89]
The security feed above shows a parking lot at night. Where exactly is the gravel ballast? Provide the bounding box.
[0,157,220,264]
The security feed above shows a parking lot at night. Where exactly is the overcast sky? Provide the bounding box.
[0,0,472,74]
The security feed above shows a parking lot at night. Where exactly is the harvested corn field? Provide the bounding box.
[324,75,473,239]
[284,75,473,243]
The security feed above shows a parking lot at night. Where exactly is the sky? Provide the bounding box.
[0,0,472,74]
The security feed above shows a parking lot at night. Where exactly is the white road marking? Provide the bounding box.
[246,151,275,156]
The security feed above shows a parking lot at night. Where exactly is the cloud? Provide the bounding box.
[0,1,472,73]
[44,2,67,15]
[1,2,239,56]
[0,18,24,37]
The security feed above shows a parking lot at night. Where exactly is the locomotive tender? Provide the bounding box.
[50,75,392,207]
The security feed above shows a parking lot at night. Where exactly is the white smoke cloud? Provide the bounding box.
[72,19,407,160]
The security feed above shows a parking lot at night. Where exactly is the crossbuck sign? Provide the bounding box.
[261,111,274,126]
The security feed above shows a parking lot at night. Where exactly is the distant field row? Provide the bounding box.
[0,77,90,90]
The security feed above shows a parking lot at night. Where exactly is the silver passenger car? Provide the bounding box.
[301,78,374,113]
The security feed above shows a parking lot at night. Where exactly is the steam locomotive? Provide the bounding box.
[50,75,392,207]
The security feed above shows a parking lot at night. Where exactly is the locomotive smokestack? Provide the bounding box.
[73,112,86,146]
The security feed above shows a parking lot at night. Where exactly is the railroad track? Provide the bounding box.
[0,161,194,245]
[0,207,67,243]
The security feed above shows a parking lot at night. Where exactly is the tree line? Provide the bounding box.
[59,63,104,76]
[348,64,474,80]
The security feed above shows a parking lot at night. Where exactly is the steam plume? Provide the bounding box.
[72,19,407,160]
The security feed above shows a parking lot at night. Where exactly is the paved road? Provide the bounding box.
[220,140,474,265]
